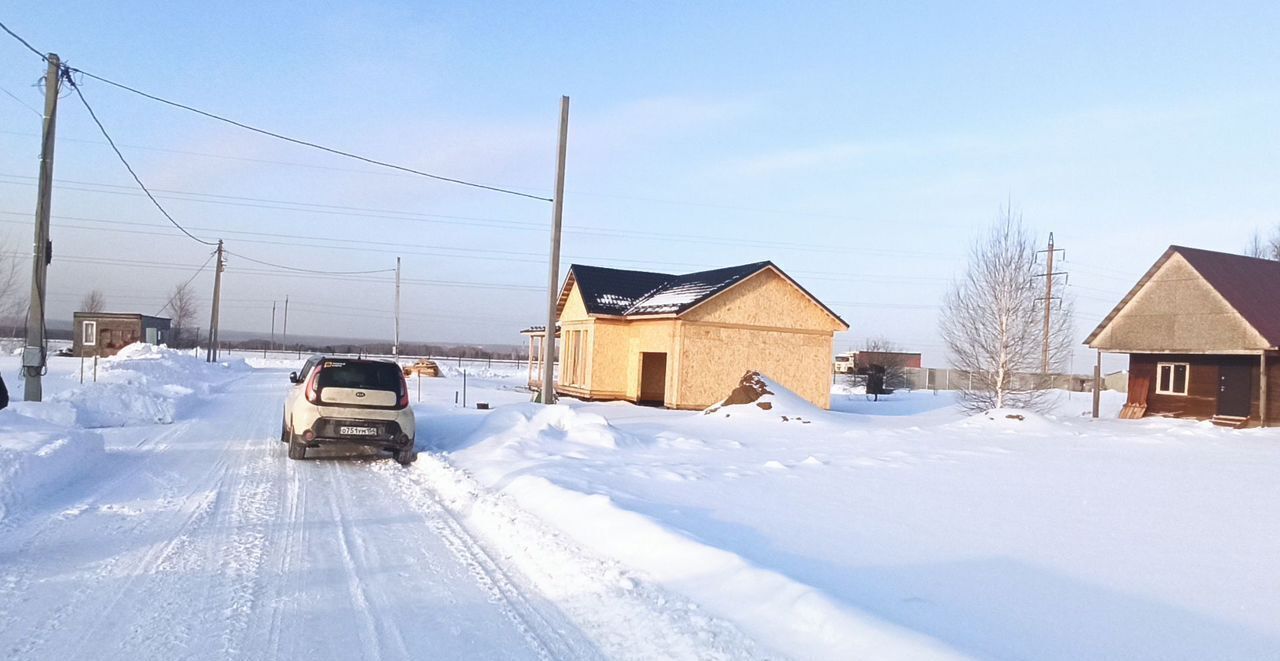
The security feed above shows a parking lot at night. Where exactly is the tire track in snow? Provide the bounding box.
[213,444,280,658]
[388,455,770,661]
[369,461,603,661]
[0,420,222,659]
[325,459,411,661]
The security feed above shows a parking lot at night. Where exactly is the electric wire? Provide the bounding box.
[226,250,396,276]
[0,19,43,59]
[154,248,217,315]
[0,84,40,116]
[64,75,219,246]
[65,68,553,202]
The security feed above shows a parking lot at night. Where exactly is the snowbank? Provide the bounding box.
[951,407,1060,433]
[0,408,104,521]
[497,473,968,660]
[704,371,822,422]
[46,344,250,428]
[453,404,641,467]
[443,399,966,659]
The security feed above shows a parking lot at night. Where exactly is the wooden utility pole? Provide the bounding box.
[22,53,61,402]
[538,96,570,404]
[393,256,401,357]
[1036,233,1066,374]
[205,240,225,363]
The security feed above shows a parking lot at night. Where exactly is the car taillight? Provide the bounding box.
[398,373,409,409]
[305,367,323,404]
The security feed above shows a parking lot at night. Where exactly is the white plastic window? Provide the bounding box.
[1156,363,1189,396]
[83,320,97,346]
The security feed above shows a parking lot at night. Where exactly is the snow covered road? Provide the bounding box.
[0,370,628,660]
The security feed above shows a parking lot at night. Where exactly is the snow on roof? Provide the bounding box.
[567,262,774,317]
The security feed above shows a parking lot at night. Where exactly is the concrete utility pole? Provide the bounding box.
[270,300,277,351]
[1036,233,1066,374]
[205,240,225,363]
[393,256,401,357]
[538,96,570,404]
[282,294,289,351]
[22,53,61,402]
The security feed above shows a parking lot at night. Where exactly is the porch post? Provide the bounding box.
[1261,352,1269,428]
[1092,350,1101,419]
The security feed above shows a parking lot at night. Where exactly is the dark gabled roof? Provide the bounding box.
[562,261,848,327]
[567,264,672,316]
[1085,245,1280,347]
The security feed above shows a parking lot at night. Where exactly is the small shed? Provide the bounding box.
[1085,245,1280,426]
[73,312,171,358]
[526,261,849,410]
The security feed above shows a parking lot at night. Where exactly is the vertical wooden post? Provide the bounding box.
[1260,352,1268,427]
[1092,350,1102,419]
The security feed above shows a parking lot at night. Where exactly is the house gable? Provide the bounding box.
[559,280,592,323]
[1088,253,1269,352]
[681,267,847,332]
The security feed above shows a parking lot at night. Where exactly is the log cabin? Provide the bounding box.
[1085,245,1280,427]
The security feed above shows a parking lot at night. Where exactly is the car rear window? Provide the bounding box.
[317,361,402,392]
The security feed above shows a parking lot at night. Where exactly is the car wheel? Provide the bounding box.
[287,435,307,460]
[280,417,290,443]
[394,446,417,466]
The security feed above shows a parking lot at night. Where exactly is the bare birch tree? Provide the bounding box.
[164,282,198,348]
[1245,227,1280,260]
[0,237,24,336]
[80,289,106,313]
[940,208,1075,413]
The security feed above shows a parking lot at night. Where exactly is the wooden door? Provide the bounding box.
[638,352,667,405]
[1217,363,1252,418]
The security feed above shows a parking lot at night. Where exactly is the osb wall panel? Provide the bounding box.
[678,323,833,409]
[560,283,591,322]
[586,318,678,401]
[1095,256,1267,351]
[682,269,845,332]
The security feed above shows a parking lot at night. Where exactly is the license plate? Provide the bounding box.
[339,426,378,436]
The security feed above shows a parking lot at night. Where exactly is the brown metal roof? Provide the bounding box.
[1085,245,1280,348]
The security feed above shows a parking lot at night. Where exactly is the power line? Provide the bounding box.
[0,174,958,260]
[226,250,396,276]
[155,248,218,315]
[64,75,219,246]
[0,19,552,203]
[65,68,553,203]
[0,19,44,59]
[0,84,40,117]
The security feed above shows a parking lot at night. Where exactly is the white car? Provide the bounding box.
[280,356,417,464]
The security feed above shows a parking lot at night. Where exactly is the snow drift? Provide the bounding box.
[46,344,249,427]
[704,371,820,422]
[0,408,104,521]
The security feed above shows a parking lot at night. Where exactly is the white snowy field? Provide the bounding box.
[1,349,1277,660]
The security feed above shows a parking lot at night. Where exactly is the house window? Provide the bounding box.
[561,329,589,387]
[82,320,97,346]
[1156,362,1189,396]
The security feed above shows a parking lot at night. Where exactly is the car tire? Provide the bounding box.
[394,446,417,466]
[287,435,307,460]
[280,417,290,443]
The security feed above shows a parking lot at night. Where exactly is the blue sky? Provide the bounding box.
[1,2,1277,366]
